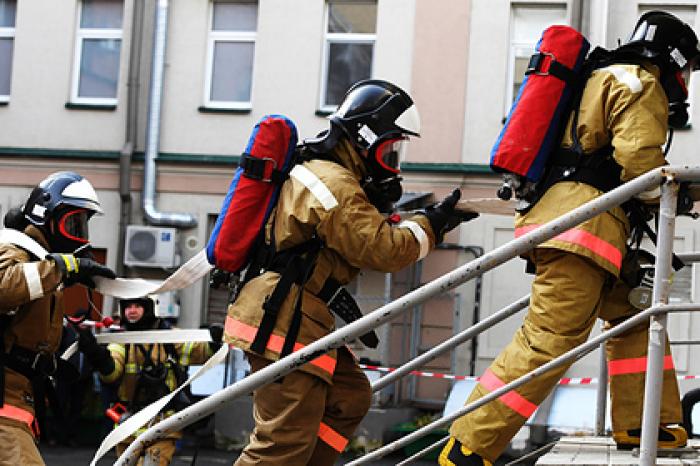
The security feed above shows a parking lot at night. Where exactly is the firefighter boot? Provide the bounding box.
[438,437,492,466]
[613,424,688,450]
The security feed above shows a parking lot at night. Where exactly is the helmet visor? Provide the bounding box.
[374,137,406,174]
[58,209,90,244]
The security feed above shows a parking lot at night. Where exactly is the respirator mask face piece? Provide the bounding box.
[663,69,691,129]
[362,176,403,214]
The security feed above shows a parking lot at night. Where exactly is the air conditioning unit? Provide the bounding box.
[124,225,179,268]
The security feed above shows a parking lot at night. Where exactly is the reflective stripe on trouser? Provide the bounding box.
[116,437,178,466]
[0,422,45,466]
[234,347,371,466]
[225,316,337,376]
[601,278,681,431]
[449,249,682,462]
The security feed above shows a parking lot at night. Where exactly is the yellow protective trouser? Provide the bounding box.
[450,248,682,463]
[0,422,44,466]
[234,346,372,466]
[116,437,178,466]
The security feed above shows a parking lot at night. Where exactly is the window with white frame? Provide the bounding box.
[506,4,567,115]
[320,0,377,111]
[71,0,124,105]
[204,0,258,109]
[0,0,16,103]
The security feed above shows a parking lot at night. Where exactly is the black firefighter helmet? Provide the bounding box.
[306,79,421,212]
[619,11,700,128]
[119,295,158,330]
[22,171,103,252]
[621,11,700,73]
[330,79,421,180]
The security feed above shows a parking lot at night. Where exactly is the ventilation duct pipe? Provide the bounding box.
[142,0,197,228]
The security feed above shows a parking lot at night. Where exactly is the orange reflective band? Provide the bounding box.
[515,225,622,270]
[225,316,337,375]
[0,404,34,430]
[479,369,538,418]
[608,355,675,376]
[317,421,348,452]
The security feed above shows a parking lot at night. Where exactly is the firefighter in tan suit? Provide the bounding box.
[441,12,700,466]
[0,171,115,466]
[225,80,477,466]
[77,296,220,466]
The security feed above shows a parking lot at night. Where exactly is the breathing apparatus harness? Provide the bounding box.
[216,142,379,363]
[518,46,694,298]
[125,320,190,413]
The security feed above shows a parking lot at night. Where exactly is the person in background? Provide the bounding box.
[78,295,222,466]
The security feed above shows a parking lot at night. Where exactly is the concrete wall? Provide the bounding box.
[408,0,470,164]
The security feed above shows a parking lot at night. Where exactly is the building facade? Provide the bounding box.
[1,0,700,408]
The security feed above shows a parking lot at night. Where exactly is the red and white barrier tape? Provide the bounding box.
[360,365,700,385]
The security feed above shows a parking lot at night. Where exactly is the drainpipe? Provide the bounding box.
[117,0,146,276]
[142,0,197,228]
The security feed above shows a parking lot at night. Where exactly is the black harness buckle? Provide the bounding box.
[240,153,287,184]
[526,52,555,76]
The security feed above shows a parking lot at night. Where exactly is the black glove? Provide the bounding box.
[421,189,479,244]
[209,323,224,352]
[77,327,115,376]
[49,253,116,288]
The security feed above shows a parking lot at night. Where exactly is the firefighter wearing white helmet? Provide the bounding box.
[0,171,115,465]
[226,79,478,466]
[441,11,700,465]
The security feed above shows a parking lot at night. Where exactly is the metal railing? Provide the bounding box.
[115,165,700,466]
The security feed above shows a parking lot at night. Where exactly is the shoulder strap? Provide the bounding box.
[568,47,615,156]
[0,229,48,259]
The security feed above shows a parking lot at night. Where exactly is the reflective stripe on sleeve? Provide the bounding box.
[398,220,429,260]
[479,368,538,418]
[225,316,336,375]
[125,363,139,374]
[599,65,643,93]
[179,342,194,366]
[22,263,44,300]
[317,421,348,452]
[290,165,339,211]
[608,355,675,376]
[515,225,622,270]
[0,404,35,430]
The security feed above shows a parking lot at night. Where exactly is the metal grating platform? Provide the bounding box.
[536,436,700,465]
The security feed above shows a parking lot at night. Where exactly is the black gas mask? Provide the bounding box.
[362,176,403,214]
[662,70,691,129]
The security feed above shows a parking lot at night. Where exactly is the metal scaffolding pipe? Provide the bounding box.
[639,180,679,466]
[372,295,530,392]
[117,167,671,465]
[595,340,608,436]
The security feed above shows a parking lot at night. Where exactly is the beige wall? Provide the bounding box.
[408,0,470,164]
[0,0,130,150]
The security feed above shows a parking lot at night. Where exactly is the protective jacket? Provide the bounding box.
[515,61,668,276]
[0,225,65,436]
[224,139,435,384]
[101,340,211,405]
[100,328,212,441]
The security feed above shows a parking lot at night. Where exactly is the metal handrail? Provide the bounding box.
[348,303,700,465]
[116,165,699,465]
